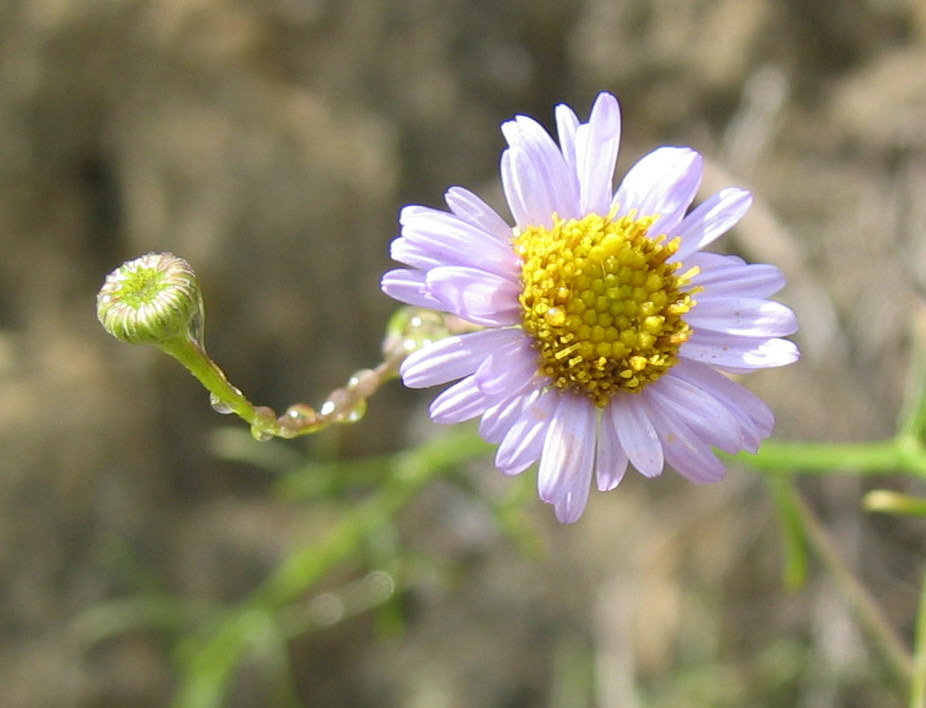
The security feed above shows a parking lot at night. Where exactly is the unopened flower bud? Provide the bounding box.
[97,252,204,345]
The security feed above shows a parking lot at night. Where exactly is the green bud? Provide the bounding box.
[97,252,204,345]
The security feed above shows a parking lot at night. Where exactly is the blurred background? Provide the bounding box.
[2,0,926,705]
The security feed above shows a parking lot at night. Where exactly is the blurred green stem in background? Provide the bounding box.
[174,426,493,708]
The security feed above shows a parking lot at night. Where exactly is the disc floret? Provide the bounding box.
[515,212,698,407]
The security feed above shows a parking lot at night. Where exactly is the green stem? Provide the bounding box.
[737,436,926,478]
[159,336,258,423]
[152,305,463,441]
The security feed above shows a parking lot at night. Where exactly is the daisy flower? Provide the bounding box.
[382,92,799,523]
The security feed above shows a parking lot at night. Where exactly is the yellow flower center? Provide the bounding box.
[514,212,698,407]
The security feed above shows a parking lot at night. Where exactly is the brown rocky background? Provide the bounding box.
[2,0,926,705]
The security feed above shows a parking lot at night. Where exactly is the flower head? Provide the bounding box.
[382,93,799,522]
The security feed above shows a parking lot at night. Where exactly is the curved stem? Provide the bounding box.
[159,337,257,423]
[154,306,467,441]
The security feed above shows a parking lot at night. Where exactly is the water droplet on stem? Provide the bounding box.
[346,400,367,423]
[209,392,234,414]
[250,425,273,442]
